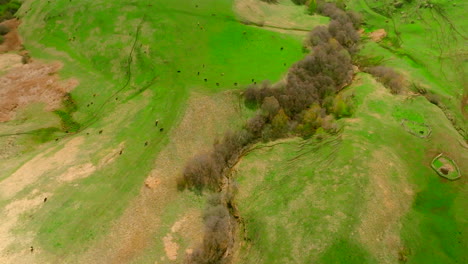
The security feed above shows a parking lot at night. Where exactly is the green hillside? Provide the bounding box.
[0,0,466,263]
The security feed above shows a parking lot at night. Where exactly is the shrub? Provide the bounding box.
[308,0,318,14]
[317,2,347,20]
[0,35,4,45]
[328,20,360,53]
[181,152,222,192]
[291,40,353,89]
[243,81,275,106]
[365,66,405,94]
[261,0,278,3]
[188,199,234,264]
[424,92,441,106]
[0,24,9,35]
[213,130,251,167]
[271,108,290,137]
[308,26,331,46]
[346,11,363,29]
[320,114,338,132]
[21,53,31,64]
[246,114,267,136]
[261,96,280,118]
[332,93,353,118]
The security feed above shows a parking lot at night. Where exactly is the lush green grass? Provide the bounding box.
[348,0,467,137]
[1,0,317,260]
[1,0,466,263]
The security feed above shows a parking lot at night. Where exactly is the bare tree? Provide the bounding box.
[364,66,405,94]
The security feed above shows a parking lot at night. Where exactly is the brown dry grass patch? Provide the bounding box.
[369,29,387,42]
[0,19,22,53]
[0,61,78,122]
[357,148,414,263]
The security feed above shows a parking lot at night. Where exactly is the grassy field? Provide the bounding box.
[234,73,467,263]
[348,0,467,136]
[0,0,328,263]
[0,0,466,263]
[231,1,467,263]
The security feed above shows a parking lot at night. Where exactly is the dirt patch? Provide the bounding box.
[0,190,52,264]
[0,137,84,199]
[0,61,78,122]
[357,148,414,263]
[58,142,125,182]
[0,19,22,53]
[60,163,96,182]
[369,29,387,42]
[0,53,22,72]
[144,177,160,189]
[439,164,453,175]
[98,143,125,167]
[163,234,179,261]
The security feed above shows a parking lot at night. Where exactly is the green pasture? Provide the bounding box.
[234,73,467,263]
[348,0,467,138]
[0,0,326,261]
[0,0,466,263]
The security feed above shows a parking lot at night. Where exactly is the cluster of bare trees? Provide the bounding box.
[181,3,366,263]
[188,194,237,264]
[178,130,252,192]
[244,2,361,139]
